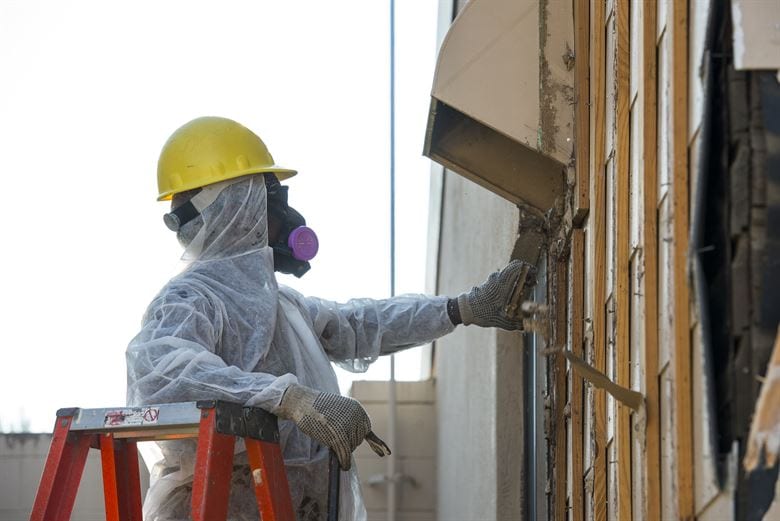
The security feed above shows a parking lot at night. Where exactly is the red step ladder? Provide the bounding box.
[28,400,337,521]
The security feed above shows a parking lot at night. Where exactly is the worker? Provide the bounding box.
[126,116,528,521]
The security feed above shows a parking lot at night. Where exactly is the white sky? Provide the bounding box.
[0,0,440,432]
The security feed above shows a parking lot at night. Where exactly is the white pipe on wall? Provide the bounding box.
[387,1,398,519]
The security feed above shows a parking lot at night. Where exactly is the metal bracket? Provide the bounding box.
[366,472,418,488]
[197,400,246,438]
[56,407,80,418]
[243,407,280,443]
[196,400,280,443]
[542,349,644,411]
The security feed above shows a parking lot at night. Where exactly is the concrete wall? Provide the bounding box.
[434,173,524,521]
[350,380,437,521]
[0,433,149,521]
[426,1,528,518]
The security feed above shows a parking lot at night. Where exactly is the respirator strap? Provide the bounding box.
[163,178,240,231]
[163,200,200,231]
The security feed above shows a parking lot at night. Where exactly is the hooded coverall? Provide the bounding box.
[126,175,454,520]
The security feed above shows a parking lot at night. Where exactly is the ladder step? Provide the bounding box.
[59,400,280,443]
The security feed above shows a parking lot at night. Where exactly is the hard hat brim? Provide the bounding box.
[157,166,297,201]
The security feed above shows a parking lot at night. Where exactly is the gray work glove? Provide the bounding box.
[456,260,529,330]
[275,384,391,470]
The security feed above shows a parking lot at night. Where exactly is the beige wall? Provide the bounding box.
[350,380,437,521]
[434,172,523,521]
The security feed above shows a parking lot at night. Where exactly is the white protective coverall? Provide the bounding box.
[126,175,455,520]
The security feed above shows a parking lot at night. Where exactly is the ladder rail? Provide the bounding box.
[99,434,143,521]
[191,406,239,521]
[29,414,91,521]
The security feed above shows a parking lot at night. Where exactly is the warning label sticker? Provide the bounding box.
[104,407,160,427]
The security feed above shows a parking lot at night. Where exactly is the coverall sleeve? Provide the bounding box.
[126,288,295,411]
[303,294,456,372]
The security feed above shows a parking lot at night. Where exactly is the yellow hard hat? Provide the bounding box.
[157,116,297,201]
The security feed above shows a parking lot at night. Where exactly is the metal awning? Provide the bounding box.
[424,0,574,213]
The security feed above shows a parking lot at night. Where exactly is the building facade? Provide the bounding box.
[426,1,780,519]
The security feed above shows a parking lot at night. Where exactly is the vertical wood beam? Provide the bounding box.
[615,0,632,519]
[590,0,608,518]
[574,0,591,225]
[555,256,569,521]
[572,229,586,521]
[641,2,661,521]
[671,1,693,519]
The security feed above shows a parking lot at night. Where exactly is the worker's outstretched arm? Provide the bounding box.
[301,261,527,371]
[301,292,455,371]
[126,286,295,411]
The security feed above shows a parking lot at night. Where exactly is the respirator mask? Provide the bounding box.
[162,175,319,277]
[264,174,319,278]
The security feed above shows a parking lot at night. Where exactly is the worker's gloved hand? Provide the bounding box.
[455,260,529,330]
[275,384,391,470]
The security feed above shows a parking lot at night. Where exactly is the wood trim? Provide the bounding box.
[642,2,661,520]
[573,0,591,226]
[615,0,632,518]
[572,229,585,521]
[590,0,608,517]
[554,255,569,521]
[672,1,694,519]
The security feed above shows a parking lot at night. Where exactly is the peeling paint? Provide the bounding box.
[538,0,558,156]
[732,0,747,69]
[562,42,575,72]
[538,0,576,163]
[731,0,780,70]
